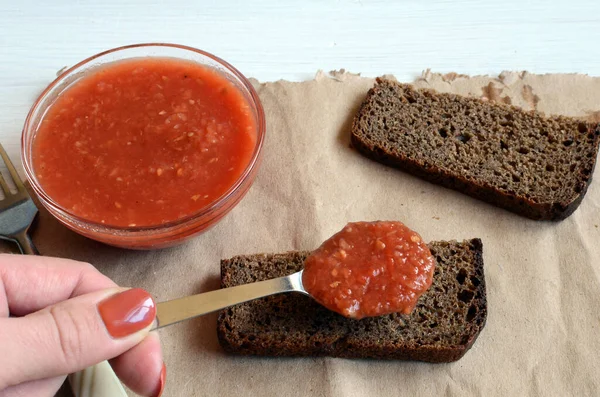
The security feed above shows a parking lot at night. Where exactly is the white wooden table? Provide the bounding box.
[1,0,599,173]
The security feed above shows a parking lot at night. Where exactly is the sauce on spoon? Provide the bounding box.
[302,221,435,319]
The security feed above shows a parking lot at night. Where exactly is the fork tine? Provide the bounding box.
[0,170,10,196]
[0,144,26,193]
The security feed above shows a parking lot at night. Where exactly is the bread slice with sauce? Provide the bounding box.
[351,79,600,220]
[217,239,486,363]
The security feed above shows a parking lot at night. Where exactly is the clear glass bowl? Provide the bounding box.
[21,43,265,249]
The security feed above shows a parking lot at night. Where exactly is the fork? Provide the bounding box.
[0,144,38,255]
[0,144,127,397]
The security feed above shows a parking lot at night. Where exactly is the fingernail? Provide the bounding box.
[155,363,166,397]
[98,288,156,338]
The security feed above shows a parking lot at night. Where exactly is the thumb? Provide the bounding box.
[0,288,156,389]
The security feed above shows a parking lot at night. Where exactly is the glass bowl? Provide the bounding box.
[21,43,265,249]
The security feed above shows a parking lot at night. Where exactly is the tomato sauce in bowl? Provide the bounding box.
[22,44,265,249]
[33,58,256,227]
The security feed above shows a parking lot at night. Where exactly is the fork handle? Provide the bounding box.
[14,231,39,255]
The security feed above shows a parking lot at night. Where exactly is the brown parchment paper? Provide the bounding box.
[15,70,600,396]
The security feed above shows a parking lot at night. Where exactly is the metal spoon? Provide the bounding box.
[154,270,307,329]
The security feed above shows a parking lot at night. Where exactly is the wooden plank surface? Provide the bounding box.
[1,0,599,170]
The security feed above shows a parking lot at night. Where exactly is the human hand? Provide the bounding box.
[0,254,164,397]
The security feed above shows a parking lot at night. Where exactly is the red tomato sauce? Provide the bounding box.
[302,221,435,319]
[32,58,257,227]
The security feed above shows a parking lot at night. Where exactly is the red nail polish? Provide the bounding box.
[155,363,166,397]
[98,288,156,338]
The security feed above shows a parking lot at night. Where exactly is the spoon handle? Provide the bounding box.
[154,271,306,330]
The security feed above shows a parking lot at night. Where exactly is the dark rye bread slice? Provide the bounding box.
[351,79,600,220]
[217,239,486,363]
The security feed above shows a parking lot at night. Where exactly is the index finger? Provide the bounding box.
[0,254,116,317]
